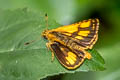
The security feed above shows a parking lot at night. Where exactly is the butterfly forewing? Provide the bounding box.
[52,19,99,49]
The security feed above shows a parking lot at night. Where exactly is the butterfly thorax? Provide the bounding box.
[42,30,66,45]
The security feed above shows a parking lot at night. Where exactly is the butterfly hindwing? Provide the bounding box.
[49,42,89,69]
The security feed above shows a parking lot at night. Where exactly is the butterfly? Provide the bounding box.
[42,18,99,69]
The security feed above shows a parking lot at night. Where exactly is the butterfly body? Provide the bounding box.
[42,19,99,69]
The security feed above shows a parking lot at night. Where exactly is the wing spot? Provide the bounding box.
[96,18,99,23]
[66,57,75,65]
[65,52,77,65]
[78,31,90,36]
[55,24,78,33]
[92,20,95,22]
[80,21,90,28]
[75,36,83,39]
[92,24,95,30]
[66,61,70,65]
[68,52,76,58]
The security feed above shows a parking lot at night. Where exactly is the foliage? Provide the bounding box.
[0,9,105,80]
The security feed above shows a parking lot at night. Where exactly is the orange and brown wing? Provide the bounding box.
[52,19,99,49]
[76,19,99,49]
[50,42,91,69]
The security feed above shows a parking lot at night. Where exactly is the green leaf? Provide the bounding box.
[0,9,105,80]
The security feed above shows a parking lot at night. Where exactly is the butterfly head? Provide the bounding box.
[42,29,59,42]
[42,29,49,40]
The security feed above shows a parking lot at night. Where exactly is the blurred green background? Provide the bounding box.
[0,0,120,80]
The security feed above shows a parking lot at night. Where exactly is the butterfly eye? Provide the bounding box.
[43,35,48,40]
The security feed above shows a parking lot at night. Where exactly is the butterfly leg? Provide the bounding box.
[46,42,55,62]
[46,43,50,51]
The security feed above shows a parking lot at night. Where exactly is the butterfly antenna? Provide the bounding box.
[24,40,35,45]
[24,13,48,45]
[24,36,41,45]
[45,13,48,30]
